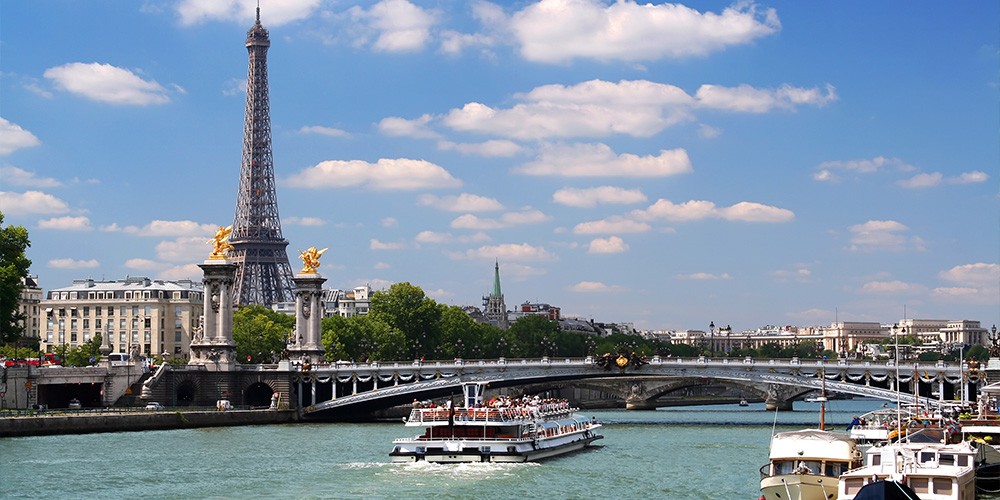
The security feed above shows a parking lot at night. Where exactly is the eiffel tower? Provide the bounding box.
[228,6,295,307]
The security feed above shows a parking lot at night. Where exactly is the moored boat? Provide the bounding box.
[759,429,861,500]
[838,428,978,500]
[389,382,602,463]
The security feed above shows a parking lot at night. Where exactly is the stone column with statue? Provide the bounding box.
[287,246,327,364]
[189,226,239,371]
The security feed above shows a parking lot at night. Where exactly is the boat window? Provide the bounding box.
[871,454,881,466]
[939,454,955,466]
[958,455,969,467]
[932,478,953,494]
[826,462,846,477]
[909,477,929,494]
[843,478,865,495]
[919,452,936,464]
[774,461,796,475]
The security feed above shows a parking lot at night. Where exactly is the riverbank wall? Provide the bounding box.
[0,409,299,438]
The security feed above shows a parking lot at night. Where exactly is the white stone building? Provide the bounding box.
[41,277,203,358]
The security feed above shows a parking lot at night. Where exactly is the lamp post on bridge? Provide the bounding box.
[709,321,715,358]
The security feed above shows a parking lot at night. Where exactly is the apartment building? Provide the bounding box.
[42,277,203,358]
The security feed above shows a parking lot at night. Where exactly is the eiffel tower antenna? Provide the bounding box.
[228,6,296,307]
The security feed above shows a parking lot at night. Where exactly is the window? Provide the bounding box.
[144,318,151,328]
[108,306,114,316]
[132,332,139,343]
[83,319,90,329]
[145,305,151,316]
[71,333,78,341]
[83,306,90,316]
[144,331,151,342]
[96,307,102,317]
[175,331,182,342]
[132,305,139,316]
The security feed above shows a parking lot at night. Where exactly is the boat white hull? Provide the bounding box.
[760,474,839,500]
[390,432,602,464]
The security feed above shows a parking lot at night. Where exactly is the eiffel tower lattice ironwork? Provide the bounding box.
[228,7,295,307]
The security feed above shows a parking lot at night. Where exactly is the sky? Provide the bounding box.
[1,0,998,334]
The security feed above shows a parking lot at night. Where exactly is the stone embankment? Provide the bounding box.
[0,409,299,437]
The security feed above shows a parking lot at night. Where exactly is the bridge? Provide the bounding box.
[295,355,973,420]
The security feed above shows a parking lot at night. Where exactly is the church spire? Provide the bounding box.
[492,260,502,297]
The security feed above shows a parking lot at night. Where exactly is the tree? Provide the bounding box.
[368,282,441,358]
[966,344,989,361]
[0,212,31,344]
[508,315,560,357]
[232,305,294,363]
[321,314,393,362]
[64,333,103,366]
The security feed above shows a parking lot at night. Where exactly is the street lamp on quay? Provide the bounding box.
[709,321,715,357]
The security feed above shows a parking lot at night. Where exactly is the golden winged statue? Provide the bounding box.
[299,246,328,274]
[208,225,234,259]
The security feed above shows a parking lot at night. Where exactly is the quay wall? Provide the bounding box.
[0,409,299,438]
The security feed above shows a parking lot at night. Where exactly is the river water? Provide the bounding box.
[1,399,886,499]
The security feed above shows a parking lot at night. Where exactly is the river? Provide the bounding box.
[0,399,889,499]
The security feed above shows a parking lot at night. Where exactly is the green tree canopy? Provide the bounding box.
[0,212,31,344]
[232,305,295,363]
[369,282,442,358]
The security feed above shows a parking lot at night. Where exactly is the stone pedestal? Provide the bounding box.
[287,273,326,364]
[189,259,239,371]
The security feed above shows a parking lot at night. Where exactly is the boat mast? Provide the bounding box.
[819,366,826,431]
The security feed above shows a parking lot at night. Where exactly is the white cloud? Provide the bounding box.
[415,231,452,244]
[419,193,503,212]
[847,220,922,253]
[285,216,325,226]
[588,236,629,254]
[632,199,794,223]
[859,280,926,295]
[374,262,391,270]
[49,258,99,269]
[444,80,693,139]
[125,258,168,271]
[573,216,651,235]
[176,0,320,26]
[949,171,988,184]
[696,83,836,113]
[813,156,915,182]
[299,125,351,138]
[509,0,779,63]
[516,143,692,178]
[158,264,203,281]
[348,0,436,53]
[770,265,812,283]
[898,172,943,189]
[437,139,524,157]
[568,281,624,293]
[0,166,60,188]
[110,220,217,237]
[155,236,210,263]
[44,62,173,105]
[381,217,398,227]
[285,158,461,191]
[939,263,1000,286]
[450,209,549,229]
[38,216,92,231]
[378,114,440,138]
[370,239,405,250]
[676,272,733,280]
[553,186,647,208]
[898,170,990,188]
[698,123,721,138]
[0,191,71,216]
[0,118,41,155]
[452,243,556,261]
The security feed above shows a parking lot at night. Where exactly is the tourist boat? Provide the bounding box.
[389,382,603,463]
[837,427,978,500]
[759,429,862,500]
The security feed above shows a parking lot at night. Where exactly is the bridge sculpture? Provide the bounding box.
[295,355,973,420]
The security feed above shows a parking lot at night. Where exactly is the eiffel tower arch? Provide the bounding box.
[228,7,296,307]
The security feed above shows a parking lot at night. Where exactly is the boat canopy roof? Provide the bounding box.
[769,429,858,460]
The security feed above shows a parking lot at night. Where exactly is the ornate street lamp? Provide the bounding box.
[709,321,716,357]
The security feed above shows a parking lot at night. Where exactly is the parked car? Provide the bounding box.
[144,402,163,410]
[68,398,81,409]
